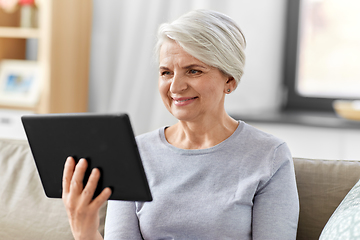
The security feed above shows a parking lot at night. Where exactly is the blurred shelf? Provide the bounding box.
[0,0,91,113]
[0,27,40,39]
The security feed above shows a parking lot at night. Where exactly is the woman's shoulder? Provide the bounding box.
[135,127,166,150]
[238,121,285,148]
[238,121,294,182]
[136,127,162,142]
[237,121,292,164]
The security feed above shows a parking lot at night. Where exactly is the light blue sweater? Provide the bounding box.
[105,121,299,239]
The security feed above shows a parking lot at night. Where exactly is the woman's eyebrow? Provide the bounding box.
[159,64,208,70]
[183,64,208,69]
[159,66,170,71]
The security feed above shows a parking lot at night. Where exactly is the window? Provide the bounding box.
[283,0,360,111]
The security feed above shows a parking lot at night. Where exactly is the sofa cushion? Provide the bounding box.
[0,138,107,240]
[319,179,360,239]
[294,158,360,240]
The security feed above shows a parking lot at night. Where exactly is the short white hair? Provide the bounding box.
[156,9,246,87]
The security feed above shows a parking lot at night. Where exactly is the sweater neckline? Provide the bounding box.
[159,121,244,155]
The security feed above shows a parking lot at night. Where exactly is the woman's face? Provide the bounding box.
[158,40,234,123]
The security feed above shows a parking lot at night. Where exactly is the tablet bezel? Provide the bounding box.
[21,113,152,201]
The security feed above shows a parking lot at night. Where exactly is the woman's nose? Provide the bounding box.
[170,74,188,93]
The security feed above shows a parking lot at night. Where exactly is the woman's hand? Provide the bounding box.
[62,157,112,240]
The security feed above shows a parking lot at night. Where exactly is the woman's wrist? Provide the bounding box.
[75,231,104,240]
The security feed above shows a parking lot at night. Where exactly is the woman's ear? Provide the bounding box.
[225,77,236,94]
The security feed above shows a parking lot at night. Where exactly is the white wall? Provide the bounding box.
[224,1,287,115]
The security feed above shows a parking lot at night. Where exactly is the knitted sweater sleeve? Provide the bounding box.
[104,200,143,240]
[252,143,300,240]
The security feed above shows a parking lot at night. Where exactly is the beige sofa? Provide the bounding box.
[294,157,360,239]
[1,137,360,240]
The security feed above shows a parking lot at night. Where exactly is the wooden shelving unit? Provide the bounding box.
[0,27,40,38]
[0,0,91,113]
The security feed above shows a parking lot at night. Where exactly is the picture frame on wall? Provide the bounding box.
[0,60,41,108]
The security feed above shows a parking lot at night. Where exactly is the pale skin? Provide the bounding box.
[62,39,239,239]
[62,157,112,240]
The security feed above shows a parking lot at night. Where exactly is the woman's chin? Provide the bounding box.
[170,110,198,122]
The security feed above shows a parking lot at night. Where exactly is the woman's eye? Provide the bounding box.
[189,69,201,74]
[161,71,171,76]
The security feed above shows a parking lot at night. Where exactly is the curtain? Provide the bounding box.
[89,0,286,135]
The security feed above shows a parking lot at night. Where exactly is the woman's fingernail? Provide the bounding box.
[80,158,87,164]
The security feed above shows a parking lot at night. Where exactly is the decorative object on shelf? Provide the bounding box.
[0,0,18,13]
[333,100,360,121]
[0,60,41,108]
[18,0,37,28]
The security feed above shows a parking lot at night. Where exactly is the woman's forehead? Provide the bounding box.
[159,41,206,68]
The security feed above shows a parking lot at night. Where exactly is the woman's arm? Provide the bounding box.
[252,143,300,240]
[62,157,112,240]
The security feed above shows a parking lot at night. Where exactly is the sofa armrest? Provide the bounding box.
[294,157,360,240]
[0,138,107,240]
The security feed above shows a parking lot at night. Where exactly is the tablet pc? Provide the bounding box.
[21,113,152,201]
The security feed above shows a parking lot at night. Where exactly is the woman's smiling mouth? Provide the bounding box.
[172,97,198,106]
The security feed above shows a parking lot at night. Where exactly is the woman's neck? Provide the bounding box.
[164,114,239,150]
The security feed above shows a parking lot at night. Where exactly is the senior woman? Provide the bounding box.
[62,9,299,240]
